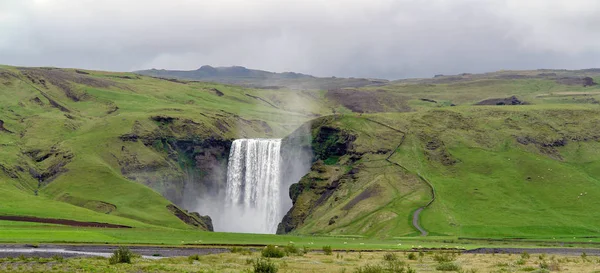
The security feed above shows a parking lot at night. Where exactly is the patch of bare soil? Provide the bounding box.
[476,96,526,106]
[556,77,598,87]
[326,89,410,113]
[0,216,131,228]
[342,184,380,210]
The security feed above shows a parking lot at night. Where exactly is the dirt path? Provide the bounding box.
[0,216,131,228]
[412,208,427,236]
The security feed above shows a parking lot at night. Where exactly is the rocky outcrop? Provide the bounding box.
[476,96,526,106]
[556,76,598,87]
[166,204,213,231]
[419,135,457,166]
[116,136,231,208]
[277,118,357,234]
[0,120,13,133]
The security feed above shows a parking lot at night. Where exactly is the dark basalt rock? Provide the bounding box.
[277,119,357,234]
[476,96,526,106]
[151,116,177,123]
[0,120,13,133]
[167,204,213,231]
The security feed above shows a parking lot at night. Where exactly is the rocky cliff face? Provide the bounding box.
[115,117,234,229]
[277,116,357,234]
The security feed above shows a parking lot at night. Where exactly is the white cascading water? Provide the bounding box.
[223,139,282,234]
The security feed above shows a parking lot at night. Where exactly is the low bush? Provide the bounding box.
[230,246,244,253]
[385,260,408,272]
[262,245,285,258]
[433,252,457,263]
[407,253,417,260]
[188,254,200,264]
[323,245,333,255]
[284,243,300,255]
[253,258,278,273]
[354,264,384,273]
[435,262,460,271]
[355,262,414,273]
[539,261,560,271]
[52,255,64,262]
[109,246,133,264]
[383,252,398,261]
[303,246,310,254]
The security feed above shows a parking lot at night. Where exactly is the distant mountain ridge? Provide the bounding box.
[134,65,388,90]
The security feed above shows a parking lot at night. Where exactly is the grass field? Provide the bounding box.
[3,250,600,272]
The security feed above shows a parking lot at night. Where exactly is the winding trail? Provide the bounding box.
[362,117,436,236]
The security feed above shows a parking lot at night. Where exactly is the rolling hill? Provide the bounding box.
[135,65,389,90]
[2,64,600,240]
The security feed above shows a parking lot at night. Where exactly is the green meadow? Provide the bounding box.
[2,65,600,247]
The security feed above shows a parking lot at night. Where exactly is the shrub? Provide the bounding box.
[231,246,252,255]
[231,246,244,253]
[521,251,530,259]
[188,254,200,262]
[539,261,560,271]
[109,246,133,264]
[52,255,64,262]
[383,252,398,261]
[284,243,300,255]
[323,245,333,255]
[433,252,457,263]
[435,262,460,271]
[253,258,278,273]
[354,264,384,273]
[262,245,285,258]
[516,259,527,265]
[407,253,417,260]
[385,260,408,272]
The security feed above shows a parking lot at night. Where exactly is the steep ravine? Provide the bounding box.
[115,118,236,231]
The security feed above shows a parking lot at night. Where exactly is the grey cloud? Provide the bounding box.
[1,0,599,79]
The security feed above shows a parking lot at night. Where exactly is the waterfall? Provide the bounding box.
[223,139,282,234]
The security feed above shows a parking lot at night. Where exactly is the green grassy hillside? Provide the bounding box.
[2,64,600,242]
[0,65,337,230]
[281,106,600,238]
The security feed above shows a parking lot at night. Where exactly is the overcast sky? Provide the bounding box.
[1,0,599,79]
